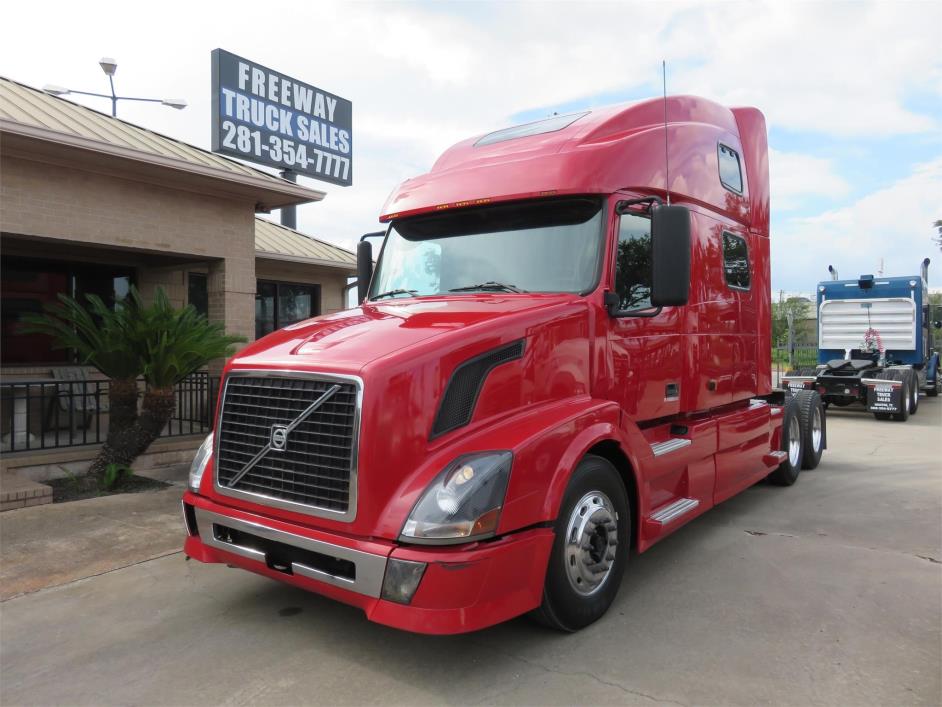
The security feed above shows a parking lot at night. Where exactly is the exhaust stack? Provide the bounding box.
[828,265,838,281]
[922,258,930,285]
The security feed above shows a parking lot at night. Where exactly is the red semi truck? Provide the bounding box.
[182,96,826,634]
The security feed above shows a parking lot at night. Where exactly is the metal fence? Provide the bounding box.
[0,371,217,453]
[772,343,819,387]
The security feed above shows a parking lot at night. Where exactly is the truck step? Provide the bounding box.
[763,450,787,468]
[649,497,699,525]
[650,438,692,457]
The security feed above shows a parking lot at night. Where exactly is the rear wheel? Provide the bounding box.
[768,397,803,486]
[532,455,630,632]
[793,389,824,470]
[884,370,910,422]
[905,370,919,415]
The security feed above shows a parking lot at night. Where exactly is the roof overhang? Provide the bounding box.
[254,249,356,272]
[0,118,325,211]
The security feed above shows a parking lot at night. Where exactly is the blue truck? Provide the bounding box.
[783,258,941,421]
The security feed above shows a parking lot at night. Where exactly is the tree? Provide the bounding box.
[615,235,653,309]
[772,296,811,347]
[21,287,243,488]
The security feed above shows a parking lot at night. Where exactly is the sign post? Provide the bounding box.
[211,49,353,226]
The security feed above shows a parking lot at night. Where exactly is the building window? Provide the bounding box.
[718,143,743,194]
[614,212,653,310]
[1,258,134,365]
[722,232,751,290]
[255,280,321,339]
[188,273,208,317]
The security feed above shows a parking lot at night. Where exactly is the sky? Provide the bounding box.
[2,0,940,295]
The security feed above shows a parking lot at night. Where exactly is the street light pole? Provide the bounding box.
[108,74,117,117]
[42,57,186,118]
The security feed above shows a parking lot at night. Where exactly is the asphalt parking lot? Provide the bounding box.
[1,397,940,706]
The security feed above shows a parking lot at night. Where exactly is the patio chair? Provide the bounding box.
[44,367,108,433]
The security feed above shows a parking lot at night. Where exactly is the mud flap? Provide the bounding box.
[862,378,903,414]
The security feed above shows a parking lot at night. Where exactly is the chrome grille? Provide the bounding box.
[215,373,359,518]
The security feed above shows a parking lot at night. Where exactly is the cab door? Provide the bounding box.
[606,201,684,422]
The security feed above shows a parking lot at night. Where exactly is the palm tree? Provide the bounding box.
[21,287,243,487]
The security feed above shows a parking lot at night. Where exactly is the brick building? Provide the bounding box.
[0,77,356,504]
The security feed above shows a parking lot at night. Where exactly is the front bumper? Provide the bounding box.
[182,492,554,635]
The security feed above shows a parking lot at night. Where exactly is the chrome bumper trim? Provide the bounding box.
[194,507,387,598]
[860,378,903,387]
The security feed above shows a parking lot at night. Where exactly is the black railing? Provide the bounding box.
[772,344,819,386]
[0,372,217,453]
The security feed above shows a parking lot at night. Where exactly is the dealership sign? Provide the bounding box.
[211,49,352,186]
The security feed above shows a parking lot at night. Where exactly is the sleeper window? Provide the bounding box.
[718,144,743,194]
[722,232,750,290]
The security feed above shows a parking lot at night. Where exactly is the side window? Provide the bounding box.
[722,232,750,290]
[188,272,208,317]
[718,143,743,193]
[615,213,652,310]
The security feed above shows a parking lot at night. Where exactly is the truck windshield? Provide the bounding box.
[369,197,604,299]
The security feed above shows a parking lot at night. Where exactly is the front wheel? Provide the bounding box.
[532,455,630,632]
[927,369,940,397]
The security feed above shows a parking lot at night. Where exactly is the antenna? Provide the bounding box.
[662,60,670,206]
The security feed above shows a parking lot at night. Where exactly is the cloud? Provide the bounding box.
[772,157,942,291]
[769,149,850,211]
[667,1,941,137]
[0,0,939,265]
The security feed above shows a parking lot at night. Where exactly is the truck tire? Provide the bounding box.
[531,455,630,632]
[904,369,919,415]
[768,396,803,486]
[926,368,942,398]
[793,389,824,470]
[883,370,910,422]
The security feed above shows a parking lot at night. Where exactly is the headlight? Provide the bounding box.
[400,451,512,544]
[188,432,214,493]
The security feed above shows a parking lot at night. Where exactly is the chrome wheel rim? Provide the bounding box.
[811,405,822,451]
[911,384,918,409]
[788,414,801,467]
[564,491,618,596]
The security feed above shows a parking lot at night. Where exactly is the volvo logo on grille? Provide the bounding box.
[270,424,289,451]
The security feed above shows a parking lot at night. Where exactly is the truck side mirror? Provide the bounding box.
[357,240,373,303]
[650,204,691,307]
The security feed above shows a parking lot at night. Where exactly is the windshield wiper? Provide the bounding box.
[371,288,419,300]
[448,281,527,294]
